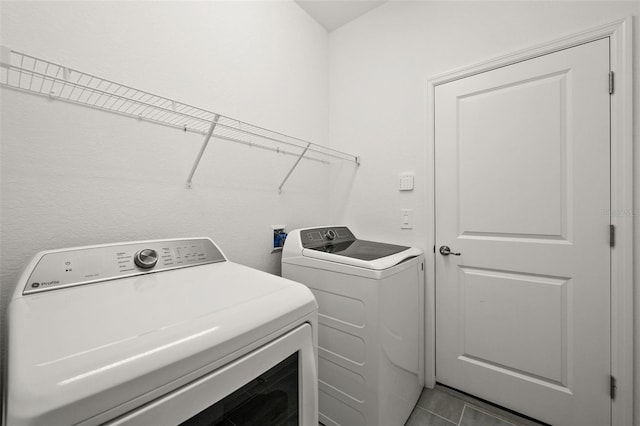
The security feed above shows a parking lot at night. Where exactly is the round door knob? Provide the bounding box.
[325,229,337,240]
[134,249,158,269]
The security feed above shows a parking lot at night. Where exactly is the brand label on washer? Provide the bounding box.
[29,280,59,289]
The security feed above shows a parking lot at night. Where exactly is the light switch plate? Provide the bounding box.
[399,174,414,191]
[401,209,413,229]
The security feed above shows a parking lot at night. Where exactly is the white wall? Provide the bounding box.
[328,0,639,423]
[0,0,343,364]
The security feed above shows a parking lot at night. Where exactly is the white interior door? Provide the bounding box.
[434,38,611,426]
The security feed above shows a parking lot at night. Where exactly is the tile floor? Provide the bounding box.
[405,385,548,426]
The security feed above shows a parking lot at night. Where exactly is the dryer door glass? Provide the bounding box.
[179,352,299,426]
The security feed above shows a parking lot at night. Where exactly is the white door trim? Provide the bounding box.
[425,17,633,425]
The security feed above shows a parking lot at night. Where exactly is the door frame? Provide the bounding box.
[425,17,633,425]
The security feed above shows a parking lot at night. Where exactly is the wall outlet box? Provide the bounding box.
[272,224,287,252]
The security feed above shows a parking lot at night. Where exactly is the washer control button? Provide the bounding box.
[134,249,158,269]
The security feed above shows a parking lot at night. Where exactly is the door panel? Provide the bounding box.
[458,72,568,239]
[435,38,610,426]
[460,267,567,384]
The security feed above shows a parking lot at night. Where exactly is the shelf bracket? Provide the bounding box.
[186,114,220,189]
[278,143,311,193]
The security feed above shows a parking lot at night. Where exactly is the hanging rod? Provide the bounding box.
[0,46,360,190]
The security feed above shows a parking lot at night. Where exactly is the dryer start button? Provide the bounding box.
[134,249,158,269]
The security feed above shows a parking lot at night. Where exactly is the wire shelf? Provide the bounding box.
[0,46,360,189]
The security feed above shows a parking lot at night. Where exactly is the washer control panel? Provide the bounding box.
[301,226,355,249]
[22,238,225,295]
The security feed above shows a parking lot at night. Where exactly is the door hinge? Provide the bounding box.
[609,71,614,95]
[610,375,617,400]
[610,224,615,248]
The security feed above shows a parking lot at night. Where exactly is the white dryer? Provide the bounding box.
[282,226,424,426]
[4,238,318,426]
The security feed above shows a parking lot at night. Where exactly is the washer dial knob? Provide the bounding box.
[325,229,337,240]
[134,249,158,269]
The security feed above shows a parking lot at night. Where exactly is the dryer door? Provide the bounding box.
[106,324,317,426]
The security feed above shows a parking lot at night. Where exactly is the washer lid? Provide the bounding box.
[307,239,410,260]
[302,245,422,270]
[7,242,316,426]
[296,226,421,270]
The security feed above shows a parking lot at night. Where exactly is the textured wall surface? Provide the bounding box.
[0,0,353,358]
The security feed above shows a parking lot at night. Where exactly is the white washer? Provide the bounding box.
[4,238,318,426]
[282,226,424,426]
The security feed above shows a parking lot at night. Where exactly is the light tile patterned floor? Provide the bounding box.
[405,385,548,426]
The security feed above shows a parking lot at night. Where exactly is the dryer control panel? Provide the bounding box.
[301,226,355,249]
[21,238,225,295]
